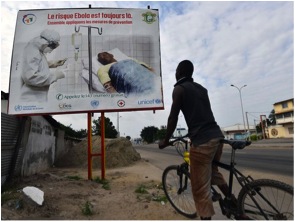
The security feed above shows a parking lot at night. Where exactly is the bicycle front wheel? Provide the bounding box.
[162,165,197,218]
[238,179,293,220]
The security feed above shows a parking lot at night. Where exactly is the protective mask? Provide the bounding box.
[43,47,53,54]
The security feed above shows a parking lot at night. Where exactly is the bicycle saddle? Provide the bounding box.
[221,139,251,150]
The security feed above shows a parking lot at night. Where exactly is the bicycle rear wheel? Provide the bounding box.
[162,165,197,218]
[238,179,293,220]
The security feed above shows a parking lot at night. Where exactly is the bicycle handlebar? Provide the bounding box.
[169,135,251,150]
[168,134,189,146]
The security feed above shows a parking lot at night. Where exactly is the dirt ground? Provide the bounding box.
[1,137,189,220]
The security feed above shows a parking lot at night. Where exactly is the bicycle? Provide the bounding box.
[161,135,294,220]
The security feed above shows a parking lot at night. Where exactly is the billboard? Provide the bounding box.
[8,8,163,115]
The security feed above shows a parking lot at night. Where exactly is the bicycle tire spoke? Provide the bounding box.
[162,166,196,218]
[239,179,293,220]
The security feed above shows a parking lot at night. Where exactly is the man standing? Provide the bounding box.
[159,60,228,220]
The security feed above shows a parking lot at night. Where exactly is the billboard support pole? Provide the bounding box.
[87,112,93,180]
[87,112,105,180]
[101,112,106,179]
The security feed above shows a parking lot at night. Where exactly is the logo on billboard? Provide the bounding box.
[22,14,37,25]
[138,99,162,105]
[56,93,64,100]
[142,12,157,24]
[91,100,99,108]
[14,105,22,111]
[117,100,125,107]
[155,99,162,104]
[59,103,72,110]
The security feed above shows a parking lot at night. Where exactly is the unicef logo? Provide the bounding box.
[91,100,99,108]
[56,93,64,100]
[22,14,37,25]
[14,105,22,111]
[155,99,162,104]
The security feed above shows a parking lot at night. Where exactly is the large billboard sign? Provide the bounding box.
[8,8,163,115]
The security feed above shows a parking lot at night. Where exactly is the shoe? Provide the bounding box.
[223,197,238,210]
[212,193,222,202]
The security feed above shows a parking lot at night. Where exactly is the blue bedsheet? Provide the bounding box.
[109,59,156,96]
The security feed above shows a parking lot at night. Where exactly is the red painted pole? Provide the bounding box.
[101,112,106,179]
[87,112,92,180]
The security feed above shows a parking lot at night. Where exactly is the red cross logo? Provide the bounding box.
[117,100,125,107]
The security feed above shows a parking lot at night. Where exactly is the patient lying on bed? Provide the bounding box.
[97,52,156,95]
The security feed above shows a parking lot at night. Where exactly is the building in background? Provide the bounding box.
[268,98,294,138]
[173,127,188,138]
[222,124,256,140]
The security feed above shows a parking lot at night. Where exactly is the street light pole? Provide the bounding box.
[231,84,247,136]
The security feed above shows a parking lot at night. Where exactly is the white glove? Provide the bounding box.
[55,58,67,67]
[55,69,67,80]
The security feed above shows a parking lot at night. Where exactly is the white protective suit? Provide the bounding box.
[20,29,66,102]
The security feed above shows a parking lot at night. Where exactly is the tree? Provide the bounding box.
[93,117,118,138]
[157,125,167,140]
[268,109,276,125]
[140,126,159,143]
[59,123,87,138]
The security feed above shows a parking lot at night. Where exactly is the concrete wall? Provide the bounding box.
[21,116,56,176]
[54,129,75,165]
[2,92,76,180]
[268,124,294,138]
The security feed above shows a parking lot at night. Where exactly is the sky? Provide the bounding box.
[1,1,294,139]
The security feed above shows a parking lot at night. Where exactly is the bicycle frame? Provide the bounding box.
[177,162,190,195]
[213,148,255,201]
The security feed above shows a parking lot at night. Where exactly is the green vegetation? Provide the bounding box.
[135,182,168,203]
[59,123,87,139]
[92,117,118,138]
[66,175,82,180]
[81,201,93,216]
[135,184,149,194]
[93,177,110,190]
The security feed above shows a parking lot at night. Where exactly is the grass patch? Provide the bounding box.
[135,184,149,194]
[93,177,110,190]
[66,175,82,180]
[1,186,22,205]
[81,201,93,216]
[1,191,16,203]
[152,194,168,203]
[135,182,169,204]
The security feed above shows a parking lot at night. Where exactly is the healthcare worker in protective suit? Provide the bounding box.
[20,29,68,102]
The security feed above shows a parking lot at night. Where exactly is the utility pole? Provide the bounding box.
[231,84,247,137]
